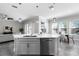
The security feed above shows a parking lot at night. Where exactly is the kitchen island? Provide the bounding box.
[14,34,60,56]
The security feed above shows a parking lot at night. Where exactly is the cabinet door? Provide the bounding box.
[14,38,40,55]
[49,38,56,56]
[28,43,40,55]
[14,42,29,55]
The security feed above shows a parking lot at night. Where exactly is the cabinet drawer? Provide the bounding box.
[14,41,40,55]
[15,38,40,43]
[28,43,40,55]
[14,42,28,55]
[15,42,40,44]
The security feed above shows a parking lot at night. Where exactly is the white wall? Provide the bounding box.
[22,16,49,34]
[22,16,39,34]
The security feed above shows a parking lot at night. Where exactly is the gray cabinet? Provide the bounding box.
[15,42,28,55]
[14,37,58,56]
[0,35,13,42]
[28,43,40,55]
[49,38,59,56]
[14,38,40,55]
[49,38,55,55]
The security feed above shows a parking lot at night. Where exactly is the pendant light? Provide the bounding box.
[49,3,55,10]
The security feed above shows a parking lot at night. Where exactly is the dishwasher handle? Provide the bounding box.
[45,39,53,41]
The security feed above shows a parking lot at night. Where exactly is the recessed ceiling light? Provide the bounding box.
[36,5,39,8]
[19,3,22,5]
[18,18,22,22]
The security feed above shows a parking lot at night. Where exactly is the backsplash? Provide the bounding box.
[0,19,22,34]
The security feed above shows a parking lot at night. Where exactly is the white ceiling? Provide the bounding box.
[0,3,53,21]
[54,3,79,19]
[0,3,79,21]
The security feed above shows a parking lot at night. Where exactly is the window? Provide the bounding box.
[52,22,58,34]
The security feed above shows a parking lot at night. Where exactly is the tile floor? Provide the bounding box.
[58,40,79,56]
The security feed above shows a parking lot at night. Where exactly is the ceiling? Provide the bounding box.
[54,3,79,19]
[0,3,53,21]
[0,3,79,21]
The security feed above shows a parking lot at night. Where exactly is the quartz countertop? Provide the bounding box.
[13,34,60,39]
[0,34,13,37]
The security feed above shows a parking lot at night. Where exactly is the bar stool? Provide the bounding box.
[65,35,75,44]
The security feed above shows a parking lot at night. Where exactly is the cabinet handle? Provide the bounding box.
[45,40,49,41]
[27,43,29,48]
[45,40,52,41]
[49,40,53,41]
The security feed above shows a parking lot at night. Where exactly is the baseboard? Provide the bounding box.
[16,54,54,56]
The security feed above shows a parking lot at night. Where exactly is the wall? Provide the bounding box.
[0,19,22,34]
[22,16,39,34]
[39,16,49,34]
[22,16,49,34]
[48,20,52,34]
